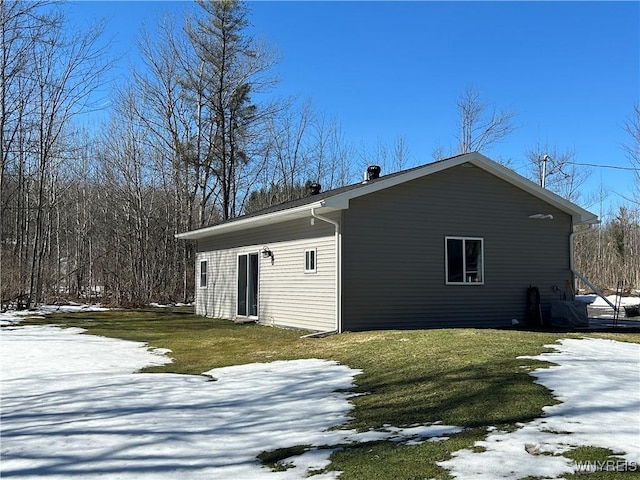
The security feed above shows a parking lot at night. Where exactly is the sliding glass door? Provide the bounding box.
[237,253,259,317]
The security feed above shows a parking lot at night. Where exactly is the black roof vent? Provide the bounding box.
[367,165,381,180]
[308,182,322,195]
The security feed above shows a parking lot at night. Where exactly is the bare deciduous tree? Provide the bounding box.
[1,0,53,308]
[525,142,591,204]
[134,14,199,301]
[526,144,591,203]
[456,84,517,154]
[575,206,640,292]
[245,98,354,213]
[309,113,353,190]
[0,1,111,308]
[265,98,313,202]
[622,104,640,204]
[357,134,411,180]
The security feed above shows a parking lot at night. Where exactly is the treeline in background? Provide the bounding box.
[1,1,638,309]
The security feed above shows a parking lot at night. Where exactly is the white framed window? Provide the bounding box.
[445,237,484,285]
[199,260,208,288]
[304,248,317,273]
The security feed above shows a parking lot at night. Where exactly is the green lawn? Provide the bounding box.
[25,308,640,479]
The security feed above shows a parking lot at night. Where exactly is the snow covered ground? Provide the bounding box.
[575,294,640,326]
[0,303,110,327]
[149,302,194,308]
[1,307,638,479]
[0,310,459,480]
[440,337,640,478]
[576,294,640,314]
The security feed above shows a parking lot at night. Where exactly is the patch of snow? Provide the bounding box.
[1,321,459,479]
[575,294,598,304]
[149,302,194,308]
[0,304,109,327]
[289,448,338,476]
[439,338,640,479]
[577,294,640,308]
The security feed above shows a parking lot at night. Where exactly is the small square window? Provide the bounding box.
[200,260,208,288]
[305,249,317,273]
[445,237,484,285]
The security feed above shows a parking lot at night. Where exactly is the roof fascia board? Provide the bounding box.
[175,200,327,240]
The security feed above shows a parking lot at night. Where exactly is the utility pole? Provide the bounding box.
[541,154,550,188]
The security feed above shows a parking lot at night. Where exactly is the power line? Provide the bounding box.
[566,162,639,172]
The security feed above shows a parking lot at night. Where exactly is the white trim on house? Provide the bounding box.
[444,236,485,286]
[304,248,317,274]
[236,251,260,319]
[199,260,208,288]
[176,201,330,240]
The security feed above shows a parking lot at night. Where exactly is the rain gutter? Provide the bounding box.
[310,207,342,334]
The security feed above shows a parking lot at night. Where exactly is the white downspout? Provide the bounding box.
[310,208,342,334]
[570,222,618,311]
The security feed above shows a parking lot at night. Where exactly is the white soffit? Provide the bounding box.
[175,201,333,240]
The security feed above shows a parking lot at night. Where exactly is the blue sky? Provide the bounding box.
[67,1,639,217]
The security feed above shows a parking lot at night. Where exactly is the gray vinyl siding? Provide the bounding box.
[341,164,573,331]
[195,215,337,331]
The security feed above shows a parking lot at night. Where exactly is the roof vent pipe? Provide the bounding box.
[367,165,381,180]
[308,182,322,195]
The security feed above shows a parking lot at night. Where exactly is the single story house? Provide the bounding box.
[176,152,598,332]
